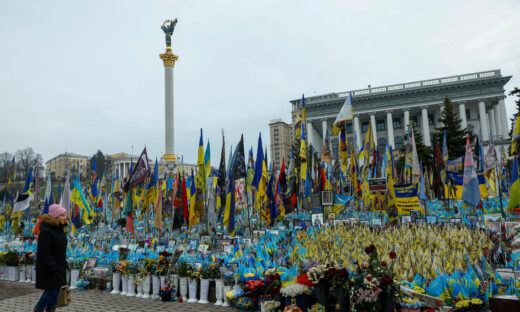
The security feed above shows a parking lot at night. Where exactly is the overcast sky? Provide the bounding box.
[1,0,519,165]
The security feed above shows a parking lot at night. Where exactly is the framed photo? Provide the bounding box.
[372,218,382,226]
[334,220,343,227]
[467,215,478,228]
[496,268,515,281]
[328,212,336,220]
[410,210,421,221]
[198,244,209,253]
[168,240,176,249]
[415,218,426,224]
[401,216,412,224]
[515,271,520,282]
[85,257,97,270]
[450,218,462,224]
[312,213,324,226]
[426,216,437,224]
[504,222,520,238]
[487,221,502,235]
[360,220,369,225]
[223,245,233,255]
[187,240,198,251]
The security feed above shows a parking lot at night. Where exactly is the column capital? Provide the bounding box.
[159,49,179,67]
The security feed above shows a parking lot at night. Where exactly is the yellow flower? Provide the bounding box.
[470,298,482,305]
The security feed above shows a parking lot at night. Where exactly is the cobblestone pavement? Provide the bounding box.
[0,281,236,312]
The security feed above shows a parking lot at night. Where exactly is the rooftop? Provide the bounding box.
[45,152,88,164]
[291,69,507,105]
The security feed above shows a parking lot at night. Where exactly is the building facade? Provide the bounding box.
[45,152,89,181]
[289,69,511,156]
[269,119,293,170]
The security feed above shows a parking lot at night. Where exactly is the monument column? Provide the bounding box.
[159,19,179,159]
[459,102,468,130]
[421,107,431,147]
[478,100,489,141]
[386,111,394,148]
[354,116,361,150]
[307,121,315,149]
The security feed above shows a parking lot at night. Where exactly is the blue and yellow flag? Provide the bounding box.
[223,172,236,234]
[507,157,520,211]
[189,169,199,227]
[300,122,307,180]
[70,180,94,225]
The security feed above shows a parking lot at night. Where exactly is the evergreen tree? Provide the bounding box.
[508,87,520,156]
[435,96,472,159]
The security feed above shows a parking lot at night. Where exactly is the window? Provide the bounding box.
[395,136,404,149]
[412,116,418,128]
[377,138,387,155]
[428,114,434,125]
[393,118,401,129]
[362,121,369,132]
[346,123,353,133]
[466,109,471,120]
[377,119,385,130]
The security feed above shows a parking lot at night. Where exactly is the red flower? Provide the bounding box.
[364,247,371,254]
[366,276,372,281]
[389,251,396,259]
[381,261,387,267]
[369,244,376,253]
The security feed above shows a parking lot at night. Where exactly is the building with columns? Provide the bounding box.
[109,152,155,181]
[289,69,511,157]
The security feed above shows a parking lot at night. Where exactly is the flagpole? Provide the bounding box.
[496,166,505,219]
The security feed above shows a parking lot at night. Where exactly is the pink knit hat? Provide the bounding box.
[49,204,67,219]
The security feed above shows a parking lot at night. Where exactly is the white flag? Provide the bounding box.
[60,172,71,214]
[12,193,33,214]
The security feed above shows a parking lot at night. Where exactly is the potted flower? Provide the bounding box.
[261,300,281,312]
[207,263,223,305]
[187,267,200,303]
[4,250,20,281]
[454,298,485,312]
[280,283,312,312]
[141,259,157,299]
[110,260,122,294]
[306,262,332,307]
[115,260,130,296]
[176,262,192,300]
[126,263,139,296]
[157,251,172,291]
[326,267,349,312]
[265,271,282,308]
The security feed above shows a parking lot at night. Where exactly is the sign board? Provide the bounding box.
[164,154,177,162]
[369,178,387,192]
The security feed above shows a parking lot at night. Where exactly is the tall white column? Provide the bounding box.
[370,114,378,146]
[489,110,496,139]
[478,100,489,141]
[404,110,410,131]
[322,119,328,143]
[459,102,468,130]
[493,104,503,138]
[307,121,314,149]
[353,116,361,150]
[160,47,179,156]
[386,111,394,148]
[421,108,431,147]
[499,98,509,139]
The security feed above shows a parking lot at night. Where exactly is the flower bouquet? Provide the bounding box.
[454,298,486,312]
[261,300,280,312]
[245,279,266,296]
[22,252,35,266]
[283,304,303,312]
[280,283,312,312]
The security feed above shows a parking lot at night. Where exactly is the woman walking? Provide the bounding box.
[34,204,69,312]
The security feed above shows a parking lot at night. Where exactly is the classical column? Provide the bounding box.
[386,111,394,148]
[493,104,503,138]
[421,107,431,147]
[459,102,468,130]
[370,114,378,146]
[354,116,361,150]
[499,98,509,139]
[404,109,410,131]
[307,121,314,149]
[160,45,179,156]
[489,110,497,139]
[478,100,489,141]
[322,119,328,143]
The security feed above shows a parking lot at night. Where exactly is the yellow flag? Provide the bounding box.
[511,115,520,155]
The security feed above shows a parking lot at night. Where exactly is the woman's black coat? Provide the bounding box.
[35,215,67,290]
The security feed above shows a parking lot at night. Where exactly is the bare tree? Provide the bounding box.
[0,152,13,183]
[15,147,44,182]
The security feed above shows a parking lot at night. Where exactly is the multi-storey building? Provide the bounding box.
[45,152,88,181]
[269,119,293,170]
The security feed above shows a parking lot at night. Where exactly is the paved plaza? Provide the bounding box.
[0,280,235,312]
